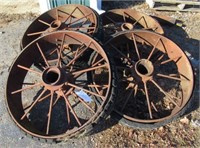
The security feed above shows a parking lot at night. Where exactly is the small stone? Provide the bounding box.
[159,126,164,131]
[0,31,5,34]
[180,117,190,124]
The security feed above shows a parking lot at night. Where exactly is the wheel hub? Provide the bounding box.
[135,59,154,78]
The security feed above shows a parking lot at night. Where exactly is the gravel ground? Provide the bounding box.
[0,1,199,147]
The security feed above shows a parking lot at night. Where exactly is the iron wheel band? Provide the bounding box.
[104,30,194,127]
[21,4,99,49]
[6,31,116,142]
[101,9,164,41]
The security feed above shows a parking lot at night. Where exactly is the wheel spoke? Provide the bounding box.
[72,64,108,76]
[21,89,47,120]
[123,12,127,22]
[157,73,187,81]
[38,19,51,27]
[151,102,158,112]
[91,57,105,67]
[150,79,181,107]
[36,42,50,67]
[66,41,92,67]
[67,82,106,100]
[68,26,95,30]
[46,91,54,135]
[61,90,82,126]
[121,89,133,111]
[64,7,79,23]
[161,56,182,65]
[105,15,116,24]
[38,93,51,102]
[56,9,58,20]
[68,13,93,27]
[57,34,66,67]
[109,43,133,64]
[27,30,46,36]
[143,81,153,119]
[87,84,108,88]
[17,65,42,75]
[53,88,73,106]
[11,82,42,94]
[71,92,95,114]
[132,33,141,60]
[147,37,161,60]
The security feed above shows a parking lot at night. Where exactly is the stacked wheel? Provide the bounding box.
[104,30,194,128]
[7,31,116,142]
[6,4,194,142]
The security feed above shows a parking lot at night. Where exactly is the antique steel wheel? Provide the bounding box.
[101,9,164,40]
[6,31,116,142]
[104,30,194,128]
[21,4,99,48]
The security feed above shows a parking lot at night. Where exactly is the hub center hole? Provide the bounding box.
[121,23,133,31]
[137,64,148,75]
[46,71,59,84]
[50,20,61,29]
[135,59,154,76]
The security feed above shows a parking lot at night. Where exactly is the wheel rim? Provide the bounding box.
[7,31,112,140]
[101,9,164,40]
[21,4,99,48]
[104,30,194,123]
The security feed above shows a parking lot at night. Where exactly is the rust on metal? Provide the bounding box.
[6,31,112,140]
[101,9,164,40]
[21,4,99,48]
[152,14,183,27]
[104,30,194,123]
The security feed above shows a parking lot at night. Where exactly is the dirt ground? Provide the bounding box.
[0,1,199,147]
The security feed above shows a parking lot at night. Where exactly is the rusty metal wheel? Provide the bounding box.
[21,4,99,48]
[101,9,164,40]
[6,31,116,142]
[104,30,194,128]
